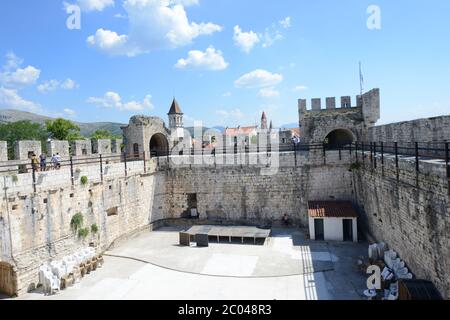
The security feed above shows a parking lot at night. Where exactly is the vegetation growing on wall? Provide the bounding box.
[349,162,361,172]
[80,176,88,185]
[91,224,99,234]
[70,212,84,231]
[78,228,89,239]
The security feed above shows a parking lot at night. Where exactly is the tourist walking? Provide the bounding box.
[39,153,47,172]
[55,153,62,169]
[31,153,39,172]
[51,154,58,170]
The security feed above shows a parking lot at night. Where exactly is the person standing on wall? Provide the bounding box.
[31,153,39,172]
[39,153,47,172]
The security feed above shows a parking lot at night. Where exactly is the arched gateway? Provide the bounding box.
[324,128,355,147]
[150,133,169,157]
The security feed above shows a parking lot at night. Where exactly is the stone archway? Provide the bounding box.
[150,133,169,157]
[0,262,17,297]
[324,128,355,148]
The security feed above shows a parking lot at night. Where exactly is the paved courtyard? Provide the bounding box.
[16,227,368,300]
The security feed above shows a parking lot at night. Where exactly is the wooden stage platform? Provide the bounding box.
[184,225,272,244]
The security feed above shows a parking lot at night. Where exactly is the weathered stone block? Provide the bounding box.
[14,141,42,160]
[92,139,112,154]
[311,98,321,111]
[341,96,351,108]
[111,139,123,154]
[47,140,70,158]
[326,97,336,109]
[71,140,92,156]
[0,141,8,161]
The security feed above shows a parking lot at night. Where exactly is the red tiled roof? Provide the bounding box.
[308,201,358,218]
[225,126,257,136]
[289,128,300,136]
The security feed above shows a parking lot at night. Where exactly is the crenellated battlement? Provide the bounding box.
[0,138,123,163]
[299,88,380,143]
[298,94,363,112]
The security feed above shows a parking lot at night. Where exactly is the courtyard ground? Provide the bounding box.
[16,226,368,300]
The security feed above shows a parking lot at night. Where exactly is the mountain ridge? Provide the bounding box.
[0,109,126,137]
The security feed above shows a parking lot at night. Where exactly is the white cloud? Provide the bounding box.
[77,0,115,12]
[64,108,76,116]
[87,0,222,56]
[61,78,79,90]
[87,28,136,56]
[293,85,308,92]
[0,65,41,88]
[0,87,41,112]
[173,0,199,5]
[175,46,228,70]
[279,17,291,29]
[3,52,23,71]
[233,25,260,53]
[234,69,283,89]
[37,78,79,93]
[87,91,154,111]
[216,108,245,120]
[222,92,232,97]
[233,18,290,53]
[259,87,280,98]
[37,80,60,93]
[261,28,283,48]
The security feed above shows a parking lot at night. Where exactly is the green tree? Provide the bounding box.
[90,129,121,140]
[0,121,49,159]
[45,118,82,141]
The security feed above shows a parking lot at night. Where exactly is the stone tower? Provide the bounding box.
[298,88,380,144]
[261,111,267,130]
[168,98,184,129]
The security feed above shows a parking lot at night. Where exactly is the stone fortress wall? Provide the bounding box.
[352,149,449,299]
[1,138,123,163]
[368,115,450,144]
[0,88,449,298]
[0,150,353,296]
[354,114,450,299]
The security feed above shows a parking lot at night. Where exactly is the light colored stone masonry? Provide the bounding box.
[369,115,450,143]
[0,148,448,298]
[0,169,161,296]
[0,151,353,295]
[352,151,449,299]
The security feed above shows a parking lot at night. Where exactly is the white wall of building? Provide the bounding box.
[309,217,357,242]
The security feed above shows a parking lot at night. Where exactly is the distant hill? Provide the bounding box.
[0,109,125,137]
[280,122,299,129]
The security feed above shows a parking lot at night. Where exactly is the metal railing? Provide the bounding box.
[0,141,448,194]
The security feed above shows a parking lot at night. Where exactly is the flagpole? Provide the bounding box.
[359,61,364,95]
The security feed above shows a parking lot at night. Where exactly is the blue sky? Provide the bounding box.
[0,0,449,128]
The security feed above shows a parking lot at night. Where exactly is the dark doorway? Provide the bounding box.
[314,219,324,241]
[343,219,353,242]
[150,133,169,157]
[133,143,139,158]
[324,129,354,148]
[187,193,198,218]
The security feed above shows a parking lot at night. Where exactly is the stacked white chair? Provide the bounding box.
[38,247,99,295]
